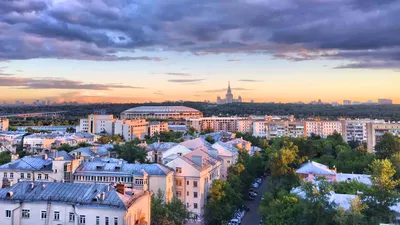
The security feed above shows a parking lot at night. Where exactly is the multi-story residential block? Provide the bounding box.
[73,162,174,202]
[0,154,76,187]
[252,120,267,137]
[187,117,244,133]
[236,118,253,133]
[305,121,342,137]
[267,121,306,139]
[23,134,58,153]
[166,149,222,219]
[342,119,385,143]
[367,123,400,152]
[0,181,151,225]
[149,121,169,136]
[114,119,149,141]
[145,142,179,163]
[211,142,238,180]
[78,114,115,134]
[0,118,9,132]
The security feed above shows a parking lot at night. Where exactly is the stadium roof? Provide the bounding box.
[122,106,201,114]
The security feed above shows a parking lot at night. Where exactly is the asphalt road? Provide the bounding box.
[241,179,268,225]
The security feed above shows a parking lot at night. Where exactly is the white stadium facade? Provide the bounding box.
[121,106,203,120]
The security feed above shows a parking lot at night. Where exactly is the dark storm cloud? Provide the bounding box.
[0,0,400,68]
[0,76,144,90]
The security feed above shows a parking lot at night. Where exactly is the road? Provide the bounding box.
[241,179,268,225]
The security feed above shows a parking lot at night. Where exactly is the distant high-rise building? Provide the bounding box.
[378,98,393,105]
[217,82,242,104]
[343,100,352,105]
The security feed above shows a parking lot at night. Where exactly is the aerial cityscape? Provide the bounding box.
[1,1,400,225]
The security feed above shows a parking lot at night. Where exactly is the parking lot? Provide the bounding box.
[241,178,268,225]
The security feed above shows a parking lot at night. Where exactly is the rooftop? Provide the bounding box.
[146,142,178,152]
[296,161,336,175]
[0,182,128,209]
[0,156,53,171]
[74,162,173,176]
[181,138,212,151]
[69,144,114,157]
[181,148,221,172]
[123,106,201,114]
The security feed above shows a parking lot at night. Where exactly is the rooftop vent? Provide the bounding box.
[30,182,34,190]
[6,191,13,197]
[100,192,105,200]
[42,184,46,190]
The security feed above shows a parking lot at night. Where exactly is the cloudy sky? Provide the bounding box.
[0,0,399,103]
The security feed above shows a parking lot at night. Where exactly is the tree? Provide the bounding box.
[375,133,400,159]
[0,151,11,165]
[151,190,192,225]
[362,159,400,223]
[116,142,147,163]
[58,143,73,152]
[334,197,368,225]
[332,180,369,195]
[66,127,76,133]
[205,180,241,225]
[205,135,215,144]
[98,136,112,144]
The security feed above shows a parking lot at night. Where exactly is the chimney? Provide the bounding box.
[42,184,46,190]
[30,182,35,190]
[42,154,48,160]
[191,155,203,167]
[100,192,105,200]
[116,183,126,195]
[142,170,149,192]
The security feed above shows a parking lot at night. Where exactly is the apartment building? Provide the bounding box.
[305,121,342,137]
[211,142,238,180]
[114,119,149,141]
[145,142,179,163]
[23,134,58,153]
[367,123,400,152]
[77,114,115,134]
[73,162,174,202]
[166,149,222,219]
[149,121,169,136]
[236,118,253,133]
[0,182,151,225]
[0,154,75,187]
[187,117,245,133]
[267,121,306,139]
[252,120,267,137]
[341,119,385,143]
[0,118,9,132]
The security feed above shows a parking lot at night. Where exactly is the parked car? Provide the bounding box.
[234,210,245,220]
[248,195,255,200]
[252,182,260,188]
[249,188,258,194]
[249,191,257,197]
[260,219,263,225]
[228,218,241,225]
[255,178,262,184]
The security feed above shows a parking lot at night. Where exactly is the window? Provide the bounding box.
[96,216,100,225]
[227,160,231,164]
[38,174,42,180]
[41,210,47,219]
[194,192,198,198]
[187,191,189,196]
[187,181,189,185]
[54,211,60,220]
[105,216,109,225]
[6,210,11,218]
[79,215,86,224]
[114,217,118,225]
[20,173,24,179]
[45,174,49,180]
[176,191,182,197]
[4,172,7,178]
[10,173,13,179]
[135,179,144,185]
[176,180,182,186]
[69,213,75,222]
[22,209,30,218]
[194,203,198,209]
[27,173,31,179]
[193,181,198,188]
[176,167,182,173]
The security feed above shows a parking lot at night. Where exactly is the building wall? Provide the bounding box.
[0,119,9,132]
[252,120,267,138]
[367,123,400,152]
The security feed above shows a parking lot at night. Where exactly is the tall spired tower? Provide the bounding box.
[225,81,233,103]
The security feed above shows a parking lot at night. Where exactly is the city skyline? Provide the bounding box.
[1,0,399,104]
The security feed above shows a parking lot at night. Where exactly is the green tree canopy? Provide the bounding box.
[375,133,400,159]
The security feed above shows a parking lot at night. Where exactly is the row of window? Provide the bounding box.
[3,172,49,180]
[176,191,198,198]
[74,175,146,185]
[176,179,198,187]
[8,210,118,225]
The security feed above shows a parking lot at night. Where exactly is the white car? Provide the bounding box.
[252,182,260,188]
[228,218,241,225]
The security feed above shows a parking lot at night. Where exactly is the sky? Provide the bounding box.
[0,0,399,104]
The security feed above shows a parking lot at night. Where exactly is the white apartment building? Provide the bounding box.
[73,162,175,202]
[23,134,57,152]
[252,120,267,137]
[0,118,9,131]
[77,114,115,134]
[187,117,245,133]
[236,118,253,133]
[211,142,238,180]
[114,119,149,141]
[305,121,342,137]
[166,149,222,219]
[149,121,169,137]
[0,154,75,188]
[0,181,151,225]
[342,119,385,143]
[367,123,400,152]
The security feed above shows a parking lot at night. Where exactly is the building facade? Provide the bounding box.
[305,121,342,137]
[341,119,385,143]
[217,82,242,104]
[114,119,149,141]
[187,117,244,133]
[367,123,400,152]
[0,119,9,132]
[78,114,115,134]
[0,182,151,225]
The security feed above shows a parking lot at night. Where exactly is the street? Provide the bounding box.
[241,179,268,225]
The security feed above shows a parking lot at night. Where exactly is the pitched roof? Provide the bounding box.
[69,144,113,157]
[296,161,336,175]
[336,173,372,185]
[47,150,74,161]
[0,181,126,209]
[181,138,212,150]
[74,162,173,176]
[181,148,221,172]
[146,142,178,152]
[212,141,238,153]
[0,156,53,171]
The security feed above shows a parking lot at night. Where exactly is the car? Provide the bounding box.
[255,178,262,184]
[234,210,245,220]
[252,182,260,188]
[249,188,258,194]
[249,191,257,197]
[242,204,250,212]
[229,218,241,225]
[259,219,263,225]
[248,195,255,200]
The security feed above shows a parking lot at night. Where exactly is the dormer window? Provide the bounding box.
[176,167,182,173]
[96,166,104,170]
[115,166,121,170]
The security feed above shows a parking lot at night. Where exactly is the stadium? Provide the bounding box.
[121,106,203,120]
